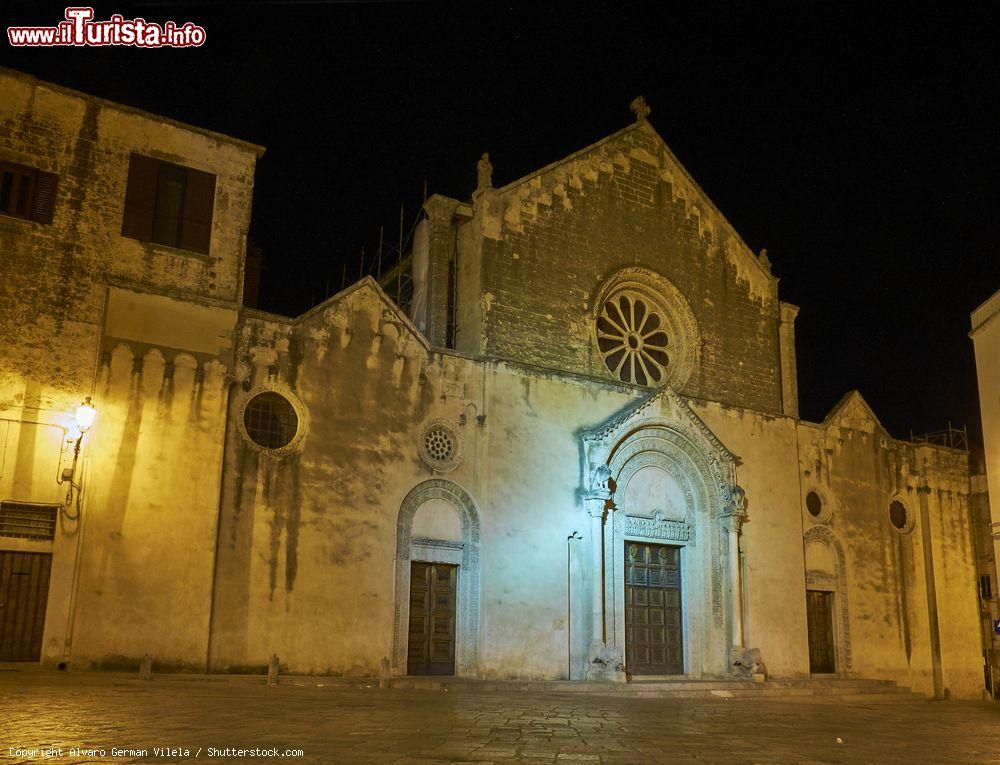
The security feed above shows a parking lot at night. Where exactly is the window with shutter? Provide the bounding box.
[0,161,58,224]
[121,154,216,255]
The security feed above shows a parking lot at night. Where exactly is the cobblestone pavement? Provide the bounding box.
[1,673,998,764]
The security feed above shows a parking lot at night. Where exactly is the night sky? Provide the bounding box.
[3,2,998,455]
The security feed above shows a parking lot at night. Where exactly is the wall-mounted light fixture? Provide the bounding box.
[75,397,97,434]
[59,397,97,518]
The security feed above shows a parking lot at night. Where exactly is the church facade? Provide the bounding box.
[0,69,986,698]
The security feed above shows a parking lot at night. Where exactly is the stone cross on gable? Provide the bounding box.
[629,96,651,122]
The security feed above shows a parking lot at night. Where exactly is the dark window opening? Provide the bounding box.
[243,392,298,449]
[889,500,908,530]
[122,154,215,254]
[152,162,187,247]
[806,491,823,518]
[0,161,58,223]
[981,575,992,600]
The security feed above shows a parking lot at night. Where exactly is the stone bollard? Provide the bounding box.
[139,655,152,681]
[379,657,391,689]
[267,654,279,686]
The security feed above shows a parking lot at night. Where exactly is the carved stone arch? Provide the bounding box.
[602,422,734,676]
[590,267,701,389]
[392,479,481,676]
[608,423,729,520]
[803,525,852,671]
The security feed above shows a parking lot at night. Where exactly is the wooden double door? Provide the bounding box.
[806,589,836,673]
[407,561,457,675]
[625,542,683,675]
[0,552,52,661]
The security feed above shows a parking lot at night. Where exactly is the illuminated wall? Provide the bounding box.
[0,68,261,669]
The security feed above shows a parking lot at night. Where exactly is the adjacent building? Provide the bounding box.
[971,288,1000,696]
[0,69,988,698]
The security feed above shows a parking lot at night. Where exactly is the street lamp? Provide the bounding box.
[75,397,97,433]
[61,397,97,518]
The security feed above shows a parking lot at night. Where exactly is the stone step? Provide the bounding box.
[386,676,923,701]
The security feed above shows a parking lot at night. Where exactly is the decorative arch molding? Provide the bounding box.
[579,386,745,678]
[392,479,481,676]
[590,266,701,389]
[803,524,852,671]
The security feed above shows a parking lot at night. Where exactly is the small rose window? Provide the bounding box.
[418,421,462,472]
[423,427,455,463]
[597,293,671,385]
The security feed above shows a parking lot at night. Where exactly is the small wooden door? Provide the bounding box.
[625,542,683,675]
[407,561,457,675]
[0,552,52,661]
[806,589,836,674]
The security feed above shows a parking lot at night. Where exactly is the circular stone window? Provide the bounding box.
[889,499,912,533]
[243,392,299,450]
[597,293,671,385]
[418,421,462,472]
[806,491,823,518]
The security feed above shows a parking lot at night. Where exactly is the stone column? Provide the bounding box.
[583,497,607,648]
[723,486,759,676]
[582,464,625,682]
[724,512,745,648]
[778,302,800,418]
[421,195,459,348]
[916,478,945,699]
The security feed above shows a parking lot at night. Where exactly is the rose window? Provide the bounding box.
[418,421,463,472]
[423,427,455,462]
[597,293,671,385]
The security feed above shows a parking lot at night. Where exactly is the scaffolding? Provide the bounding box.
[908,422,969,451]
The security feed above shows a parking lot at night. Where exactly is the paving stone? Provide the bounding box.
[0,673,998,763]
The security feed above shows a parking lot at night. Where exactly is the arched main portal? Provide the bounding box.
[579,388,747,680]
[392,479,481,676]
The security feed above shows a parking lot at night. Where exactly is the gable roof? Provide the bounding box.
[488,118,776,301]
[254,276,432,352]
[822,390,888,436]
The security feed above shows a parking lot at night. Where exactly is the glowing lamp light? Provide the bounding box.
[75,397,97,433]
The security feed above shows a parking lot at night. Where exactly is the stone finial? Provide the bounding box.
[477,152,493,191]
[758,248,772,274]
[629,96,651,122]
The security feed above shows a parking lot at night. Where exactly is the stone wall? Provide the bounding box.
[207,281,984,696]
[0,68,261,669]
[971,288,1000,616]
[0,67,260,414]
[455,122,785,414]
[795,398,982,698]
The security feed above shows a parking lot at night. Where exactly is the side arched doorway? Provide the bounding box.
[803,525,852,674]
[392,479,481,676]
